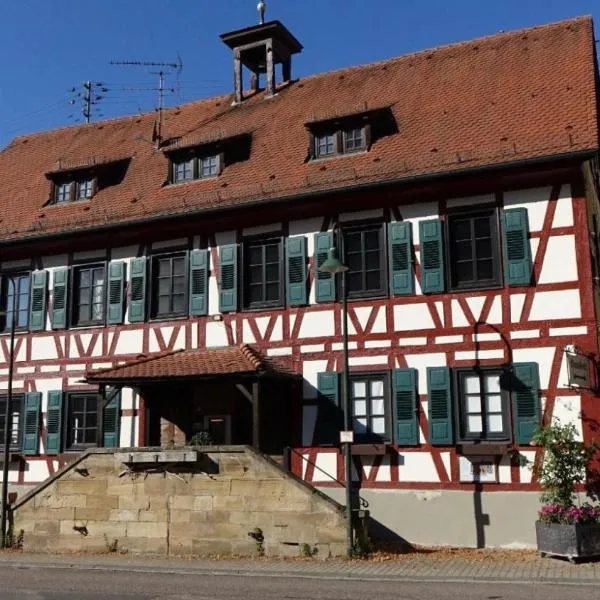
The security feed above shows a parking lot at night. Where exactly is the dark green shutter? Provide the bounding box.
[51,268,69,329]
[503,208,532,286]
[389,221,414,296]
[419,219,445,294]
[219,244,238,313]
[103,390,121,448]
[128,257,147,323]
[286,236,308,306]
[107,261,125,325]
[512,362,541,444]
[427,367,453,445]
[46,391,63,455]
[29,270,48,331]
[314,372,340,446]
[394,368,419,446]
[189,249,209,316]
[22,393,41,455]
[314,232,336,303]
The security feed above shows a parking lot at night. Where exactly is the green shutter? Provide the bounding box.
[219,244,238,313]
[29,270,48,332]
[427,367,453,445]
[512,362,541,444]
[314,232,336,303]
[419,219,445,294]
[45,391,63,455]
[103,390,121,448]
[394,368,419,446]
[314,372,341,446]
[286,236,308,306]
[503,208,532,286]
[189,249,209,316]
[107,261,125,325]
[128,257,147,323]
[51,268,69,330]
[389,221,415,296]
[21,392,41,456]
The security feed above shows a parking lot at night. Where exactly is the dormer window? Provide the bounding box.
[312,125,369,159]
[53,177,96,204]
[171,151,222,184]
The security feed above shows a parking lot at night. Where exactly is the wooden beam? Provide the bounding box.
[282,56,291,83]
[234,50,242,104]
[252,380,260,451]
[266,39,275,97]
[235,383,252,402]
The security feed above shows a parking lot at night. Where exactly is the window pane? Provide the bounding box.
[464,376,480,393]
[365,251,380,270]
[265,264,279,282]
[466,395,481,413]
[354,418,368,434]
[172,295,185,314]
[158,296,170,315]
[265,244,279,263]
[370,380,384,396]
[346,252,362,271]
[79,269,91,287]
[455,241,472,261]
[371,417,386,434]
[487,414,504,433]
[249,284,263,304]
[456,261,473,282]
[158,279,170,295]
[474,217,491,237]
[366,271,381,290]
[172,258,185,276]
[158,259,171,277]
[248,246,263,265]
[353,399,366,416]
[344,232,362,252]
[371,398,385,415]
[468,415,483,433]
[476,238,492,258]
[452,220,471,240]
[486,394,502,413]
[266,283,279,302]
[485,375,501,393]
[347,272,363,293]
[353,381,366,398]
[172,276,185,294]
[477,259,494,280]
[249,265,263,285]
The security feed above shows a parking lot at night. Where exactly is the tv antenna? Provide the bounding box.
[68,81,109,123]
[110,56,183,146]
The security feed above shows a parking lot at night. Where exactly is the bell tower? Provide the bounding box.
[220,2,303,104]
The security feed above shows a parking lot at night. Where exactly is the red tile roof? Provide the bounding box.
[0,16,597,243]
[85,344,291,381]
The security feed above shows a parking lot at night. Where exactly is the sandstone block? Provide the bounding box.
[118,495,151,510]
[192,495,213,511]
[86,495,119,510]
[169,509,191,523]
[57,480,107,496]
[142,476,168,495]
[191,540,234,556]
[138,509,168,522]
[188,478,230,494]
[168,495,194,510]
[109,509,139,522]
[17,507,75,522]
[258,480,287,496]
[126,521,168,539]
[75,507,111,521]
[229,480,261,496]
[121,536,167,555]
[33,520,59,535]
[34,493,87,509]
[189,509,230,524]
[212,495,244,510]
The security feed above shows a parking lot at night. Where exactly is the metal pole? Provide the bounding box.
[341,270,353,557]
[1,276,17,547]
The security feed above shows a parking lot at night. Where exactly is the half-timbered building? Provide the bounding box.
[0,15,599,547]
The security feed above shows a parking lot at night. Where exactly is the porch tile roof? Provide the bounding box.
[85,344,290,381]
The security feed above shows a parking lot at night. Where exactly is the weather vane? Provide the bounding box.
[257,1,266,25]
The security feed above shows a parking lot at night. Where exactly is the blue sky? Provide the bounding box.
[1,0,598,147]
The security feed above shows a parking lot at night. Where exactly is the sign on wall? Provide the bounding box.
[458,456,498,483]
[565,346,592,389]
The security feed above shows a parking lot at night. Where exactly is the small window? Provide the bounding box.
[342,223,386,299]
[77,179,94,200]
[52,176,96,204]
[72,264,106,327]
[56,182,72,203]
[457,369,510,441]
[0,395,24,451]
[447,209,502,290]
[315,133,337,158]
[313,125,367,159]
[174,158,194,183]
[243,237,283,309]
[201,155,220,178]
[343,127,365,153]
[0,273,30,332]
[66,393,99,450]
[150,253,188,319]
[350,374,389,440]
[171,153,221,183]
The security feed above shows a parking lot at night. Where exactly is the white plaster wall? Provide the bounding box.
[529,289,581,321]
[503,186,552,231]
[538,235,578,284]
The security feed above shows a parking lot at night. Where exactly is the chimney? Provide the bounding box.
[220,9,303,104]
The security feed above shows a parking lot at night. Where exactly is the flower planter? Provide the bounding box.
[536,521,600,562]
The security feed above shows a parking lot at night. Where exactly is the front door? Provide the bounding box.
[203,415,232,445]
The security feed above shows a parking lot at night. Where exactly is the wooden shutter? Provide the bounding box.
[389,221,414,296]
[314,232,336,303]
[21,392,41,456]
[29,270,48,331]
[103,390,121,448]
[45,391,63,455]
[419,219,445,294]
[189,249,209,316]
[107,261,125,325]
[394,368,419,446]
[286,236,308,306]
[314,372,341,446]
[51,268,69,330]
[128,257,147,323]
[503,208,532,286]
[512,362,541,444]
[427,367,453,445]
[219,244,238,313]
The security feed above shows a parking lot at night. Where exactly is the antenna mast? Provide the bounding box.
[110,57,183,146]
[257,1,266,24]
[68,81,108,123]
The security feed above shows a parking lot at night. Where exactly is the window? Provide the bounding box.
[342,223,386,298]
[0,395,23,451]
[243,238,283,309]
[351,374,389,440]
[313,125,367,159]
[66,393,99,449]
[150,253,187,319]
[52,177,96,204]
[56,182,71,203]
[72,264,106,327]
[77,179,94,200]
[0,273,30,332]
[171,152,221,183]
[447,209,502,290]
[457,369,509,441]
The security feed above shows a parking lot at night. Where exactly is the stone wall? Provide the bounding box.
[13,447,348,557]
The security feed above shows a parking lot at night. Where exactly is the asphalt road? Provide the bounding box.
[0,565,597,600]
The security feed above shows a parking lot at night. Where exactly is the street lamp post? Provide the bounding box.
[0,275,17,548]
[319,247,354,557]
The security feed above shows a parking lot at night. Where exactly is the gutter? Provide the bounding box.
[0,149,595,248]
